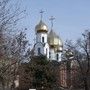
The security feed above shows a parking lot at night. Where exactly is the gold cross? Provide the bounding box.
[40,10,44,21]
[49,16,55,29]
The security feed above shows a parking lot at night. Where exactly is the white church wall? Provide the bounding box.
[34,43,44,56]
[49,48,56,60]
[36,33,47,43]
[44,43,49,58]
[56,52,62,62]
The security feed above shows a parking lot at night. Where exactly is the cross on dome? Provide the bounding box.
[49,16,55,29]
[40,10,44,21]
[35,10,48,33]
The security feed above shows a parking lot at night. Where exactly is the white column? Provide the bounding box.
[49,48,55,60]
[57,52,62,62]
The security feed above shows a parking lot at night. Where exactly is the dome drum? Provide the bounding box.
[56,47,63,52]
[36,29,48,33]
[50,45,55,48]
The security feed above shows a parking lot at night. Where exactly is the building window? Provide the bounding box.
[46,48,48,55]
[56,54,59,60]
[42,37,44,43]
[38,48,41,55]
[49,52,51,58]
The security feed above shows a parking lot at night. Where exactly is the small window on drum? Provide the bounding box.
[42,37,44,43]
[56,54,59,61]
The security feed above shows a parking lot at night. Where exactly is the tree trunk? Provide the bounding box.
[84,77,89,90]
[2,84,5,90]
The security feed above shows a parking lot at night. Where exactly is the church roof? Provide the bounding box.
[48,29,63,48]
[35,20,48,33]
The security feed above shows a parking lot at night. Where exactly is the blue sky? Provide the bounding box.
[15,0,90,45]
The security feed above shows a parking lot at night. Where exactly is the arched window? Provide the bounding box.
[49,52,51,58]
[46,48,48,55]
[42,37,44,43]
[56,54,59,60]
[38,48,41,55]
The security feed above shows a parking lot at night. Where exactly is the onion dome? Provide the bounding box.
[55,45,63,52]
[48,30,63,51]
[35,20,48,33]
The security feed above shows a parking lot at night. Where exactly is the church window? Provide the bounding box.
[38,48,41,55]
[49,52,51,58]
[56,54,59,60]
[42,37,44,43]
[46,48,48,55]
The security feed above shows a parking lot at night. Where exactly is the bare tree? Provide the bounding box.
[0,31,30,90]
[65,30,90,90]
[0,0,26,90]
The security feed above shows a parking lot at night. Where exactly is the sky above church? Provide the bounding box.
[14,0,90,45]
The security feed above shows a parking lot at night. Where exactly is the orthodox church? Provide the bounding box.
[33,12,63,62]
[18,12,81,90]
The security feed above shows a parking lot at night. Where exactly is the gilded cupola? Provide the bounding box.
[48,30,63,52]
[48,16,63,52]
[35,10,48,33]
[48,30,63,48]
[35,20,48,33]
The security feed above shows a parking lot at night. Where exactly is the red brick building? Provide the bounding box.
[58,60,79,88]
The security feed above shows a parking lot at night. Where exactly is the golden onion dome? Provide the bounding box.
[48,30,63,48]
[35,20,48,33]
[58,37,63,47]
[55,46,63,52]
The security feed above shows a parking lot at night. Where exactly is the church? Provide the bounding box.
[18,12,81,90]
[33,11,63,62]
